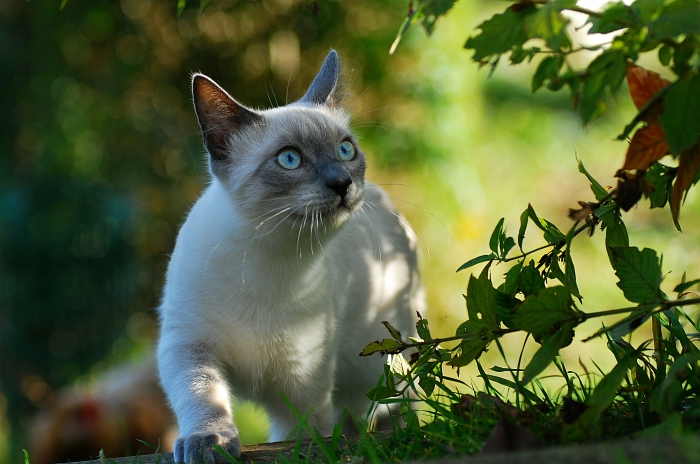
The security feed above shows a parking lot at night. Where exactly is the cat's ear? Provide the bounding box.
[192,73,261,161]
[299,50,341,107]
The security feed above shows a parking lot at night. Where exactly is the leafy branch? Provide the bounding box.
[394,0,700,229]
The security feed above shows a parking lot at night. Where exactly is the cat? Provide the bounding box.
[157,50,423,464]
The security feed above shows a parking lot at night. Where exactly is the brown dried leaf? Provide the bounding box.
[568,201,594,222]
[626,64,672,111]
[561,397,588,424]
[622,124,669,170]
[480,416,545,454]
[671,142,700,229]
[614,169,647,211]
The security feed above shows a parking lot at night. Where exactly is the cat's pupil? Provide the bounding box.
[276,149,301,169]
[339,141,355,161]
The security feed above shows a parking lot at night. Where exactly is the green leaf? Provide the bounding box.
[512,286,579,338]
[466,274,499,329]
[360,338,403,356]
[518,208,529,250]
[382,321,403,341]
[60,0,70,10]
[366,384,400,401]
[645,162,676,208]
[464,7,534,62]
[482,374,541,403]
[583,308,654,341]
[604,208,629,264]
[503,261,524,297]
[658,44,672,66]
[630,0,666,22]
[517,260,545,296]
[660,311,700,354]
[177,0,187,17]
[510,46,540,64]
[588,2,638,34]
[495,290,520,329]
[532,55,565,93]
[562,349,640,441]
[548,251,566,282]
[647,0,700,42]
[651,352,700,415]
[577,155,608,201]
[563,247,581,300]
[609,247,663,304]
[418,375,436,397]
[420,0,459,35]
[659,74,700,155]
[501,236,516,259]
[579,51,626,125]
[527,204,566,244]
[457,253,495,272]
[674,278,700,293]
[416,317,432,341]
[524,0,574,50]
[449,320,493,367]
[489,218,505,254]
[522,321,576,384]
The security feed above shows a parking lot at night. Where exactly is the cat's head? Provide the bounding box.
[191,50,366,231]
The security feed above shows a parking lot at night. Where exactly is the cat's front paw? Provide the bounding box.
[173,429,241,464]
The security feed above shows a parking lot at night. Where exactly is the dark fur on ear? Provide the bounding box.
[192,73,262,161]
[298,50,347,108]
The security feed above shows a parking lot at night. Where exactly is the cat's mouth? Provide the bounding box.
[293,191,364,229]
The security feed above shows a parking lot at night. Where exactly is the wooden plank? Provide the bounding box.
[70,432,700,464]
[72,432,393,464]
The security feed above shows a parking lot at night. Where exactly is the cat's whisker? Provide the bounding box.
[241,203,296,283]
[358,205,382,262]
[347,83,376,108]
[256,208,298,238]
[351,105,398,119]
[285,60,300,105]
[360,201,394,260]
[365,200,431,261]
[296,202,311,259]
[314,209,325,253]
[377,194,450,247]
[255,207,292,230]
[204,242,221,276]
[248,197,302,221]
[350,122,396,132]
[265,76,279,108]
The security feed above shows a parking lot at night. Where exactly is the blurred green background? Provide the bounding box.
[2,0,700,462]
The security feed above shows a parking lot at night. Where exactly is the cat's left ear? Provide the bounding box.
[299,50,341,107]
[192,73,261,162]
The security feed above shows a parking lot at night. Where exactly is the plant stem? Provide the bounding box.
[652,316,666,379]
[402,297,700,352]
[503,224,589,263]
[564,6,603,18]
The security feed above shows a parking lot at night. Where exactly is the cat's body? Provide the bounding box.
[157,51,422,464]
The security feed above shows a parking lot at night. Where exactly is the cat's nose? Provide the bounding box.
[326,172,352,199]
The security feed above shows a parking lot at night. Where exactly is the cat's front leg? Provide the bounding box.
[157,340,241,464]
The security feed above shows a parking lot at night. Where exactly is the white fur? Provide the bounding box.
[157,51,422,464]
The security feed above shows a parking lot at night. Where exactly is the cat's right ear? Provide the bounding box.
[192,74,261,161]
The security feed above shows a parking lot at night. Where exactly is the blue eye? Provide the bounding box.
[338,141,355,161]
[276,149,301,169]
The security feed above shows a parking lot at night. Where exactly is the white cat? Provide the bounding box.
[157,50,423,464]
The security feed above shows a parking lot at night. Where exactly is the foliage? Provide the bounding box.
[395,0,700,229]
[362,0,700,448]
[365,186,700,443]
